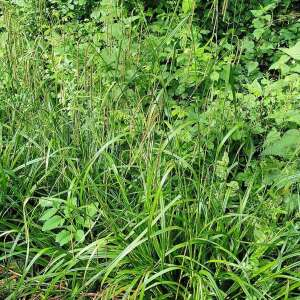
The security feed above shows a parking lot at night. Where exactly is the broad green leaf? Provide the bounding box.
[55,230,71,246]
[263,129,300,158]
[253,18,265,29]
[67,197,77,208]
[274,171,300,189]
[39,197,62,208]
[39,208,58,221]
[76,216,85,226]
[254,225,267,243]
[251,10,264,17]
[291,64,300,73]
[91,8,101,19]
[64,197,77,217]
[251,3,276,17]
[210,71,219,81]
[247,79,263,97]
[280,41,300,61]
[261,161,283,185]
[75,229,85,242]
[247,61,259,74]
[111,23,123,40]
[42,215,64,231]
[84,219,93,228]
[39,198,53,207]
[242,39,255,51]
[269,55,290,70]
[269,110,300,126]
[263,128,281,147]
[182,0,196,14]
[86,203,98,218]
[253,28,264,40]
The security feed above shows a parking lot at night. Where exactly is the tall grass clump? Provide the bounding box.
[1,0,300,298]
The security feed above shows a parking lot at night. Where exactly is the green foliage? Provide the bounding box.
[38,197,96,245]
[263,129,300,158]
[1,0,300,298]
[182,0,196,14]
[280,41,300,60]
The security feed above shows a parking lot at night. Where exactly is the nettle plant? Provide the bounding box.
[39,197,98,246]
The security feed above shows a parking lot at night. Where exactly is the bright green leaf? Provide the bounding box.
[247,79,263,97]
[86,203,98,218]
[280,41,300,61]
[247,61,259,74]
[210,71,219,81]
[263,129,300,158]
[182,0,196,14]
[269,110,300,126]
[42,215,64,232]
[39,208,58,221]
[269,55,290,70]
[39,197,62,208]
[75,229,85,242]
[253,28,264,40]
[55,230,71,246]
[39,198,53,207]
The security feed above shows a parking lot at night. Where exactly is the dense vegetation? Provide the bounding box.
[0,0,300,298]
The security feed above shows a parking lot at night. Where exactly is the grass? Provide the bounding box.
[1,0,300,298]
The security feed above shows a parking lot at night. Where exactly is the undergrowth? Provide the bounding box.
[0,0,300,299]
